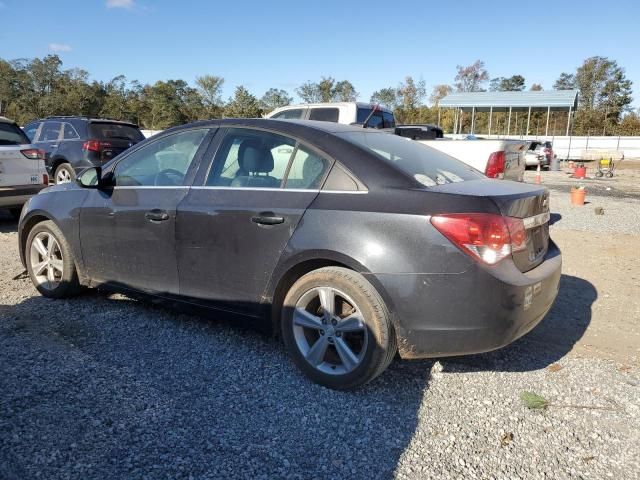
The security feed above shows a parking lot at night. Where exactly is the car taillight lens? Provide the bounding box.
[42,174,49,185]
[82,139,111,152]
[431,213,526,265]
[20,148,45,160]
[485,151,506,179]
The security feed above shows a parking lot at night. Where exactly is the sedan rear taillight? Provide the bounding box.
[42,174,49,185]
[20,148,45,160]
[82,139,112,152]
[485,151,506,179]
[431,213,526,265]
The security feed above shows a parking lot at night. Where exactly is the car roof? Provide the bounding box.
[270,102,394,114]
[42,116,140,127]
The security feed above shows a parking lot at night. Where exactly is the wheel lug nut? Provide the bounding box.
[320,330,325,335]
[331,319,337,326]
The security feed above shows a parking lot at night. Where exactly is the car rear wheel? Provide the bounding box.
[54,163,75,184]
[281,267,396,390]
[26,220,82,298]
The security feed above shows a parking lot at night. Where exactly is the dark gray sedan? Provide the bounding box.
[18,119,561,390]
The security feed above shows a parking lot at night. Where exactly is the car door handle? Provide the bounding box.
[252,214,285,225]
[145,209,170,222]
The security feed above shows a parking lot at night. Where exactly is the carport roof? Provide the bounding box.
[439,90,578,112]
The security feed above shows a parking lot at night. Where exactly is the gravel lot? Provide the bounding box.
[1,170,639,479]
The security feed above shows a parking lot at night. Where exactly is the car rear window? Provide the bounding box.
[88,122,144,142]
[0,122,31,146]
[338,131,484,186]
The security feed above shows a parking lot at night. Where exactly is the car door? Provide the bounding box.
[79,127,213,294]
[33,120,63,163]
[176,127,333,316]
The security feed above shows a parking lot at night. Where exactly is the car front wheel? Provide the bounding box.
[281,267,397,390]
[26,220,82,298]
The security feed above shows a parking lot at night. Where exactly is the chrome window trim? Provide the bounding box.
[110,185,368,194]
[113,186,190,190]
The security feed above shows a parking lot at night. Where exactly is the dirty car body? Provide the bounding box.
[18,119,561,386]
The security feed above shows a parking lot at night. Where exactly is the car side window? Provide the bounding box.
[23,122,41,142]
[62,123,80,140]
[206,128,296,188]
[40,121,62,142]
[271,109,305,120]
[383,112,395,128]
[284,145,331,190]
[113,129,208,187]
[308,108,339,122]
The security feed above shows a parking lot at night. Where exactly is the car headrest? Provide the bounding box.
[302,155,326,184]
[238,140,274,174]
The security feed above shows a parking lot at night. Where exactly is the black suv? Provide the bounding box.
[23,117,145,184]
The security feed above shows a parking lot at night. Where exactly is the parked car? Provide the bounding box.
[18,119,561,390]
[268,103,526,181]
[418,137,527,181]
[23,116,145,184]
[0,116,48,218]
[524,141,549,168]
[266,102,396,129]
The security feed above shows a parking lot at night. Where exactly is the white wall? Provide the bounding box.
[450,135,640,159]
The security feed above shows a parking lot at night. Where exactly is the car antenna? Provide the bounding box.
[361,104,380,129]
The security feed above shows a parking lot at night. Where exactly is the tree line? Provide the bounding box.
[1,54,639,135]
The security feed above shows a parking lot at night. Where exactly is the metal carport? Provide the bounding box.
[438,90,579,137]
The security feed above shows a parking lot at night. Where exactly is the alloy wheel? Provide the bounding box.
[292,286,368,375]
[29,232,64,290]
[56,168,72,183]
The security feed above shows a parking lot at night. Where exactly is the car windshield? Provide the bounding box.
[88,122,144,141]
[0,122,31,146]
[337,131,484,186]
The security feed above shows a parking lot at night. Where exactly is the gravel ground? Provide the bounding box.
[1,179,640,479]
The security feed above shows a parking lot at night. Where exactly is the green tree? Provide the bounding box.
[333,80,358,101]
[454,60,489,92]
[489,75,525,91]
[296,77,359,103]
[196,74,224,118]
[553,72,576,90]
[370,87,398,109]
[575,56,632,117]
[260,88,293,112]
[224,86,263,118]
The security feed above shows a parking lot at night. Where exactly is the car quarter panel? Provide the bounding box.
[18,185,89,273]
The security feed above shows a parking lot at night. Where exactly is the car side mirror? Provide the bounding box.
[76,167,113,189]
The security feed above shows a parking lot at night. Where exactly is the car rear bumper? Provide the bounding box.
[0,184,47,208]
[368,240,562,359]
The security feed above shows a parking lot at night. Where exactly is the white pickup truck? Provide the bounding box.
[0,117,48,219]
[266,103,526,181]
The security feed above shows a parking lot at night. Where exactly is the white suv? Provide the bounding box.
[266,102,396,129]
[0,117,48,219]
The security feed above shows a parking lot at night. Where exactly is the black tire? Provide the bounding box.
[54,163,76,184]
[9,207,22,220]
[25,220,82,298]
[281,267,397,390]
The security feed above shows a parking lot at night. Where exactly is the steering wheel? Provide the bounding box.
[154,168,184,186]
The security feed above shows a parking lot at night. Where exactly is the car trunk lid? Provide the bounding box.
[432,179,550,272]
